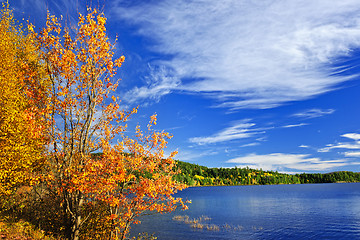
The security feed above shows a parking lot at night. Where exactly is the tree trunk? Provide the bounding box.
[64,193,83,240]
[71,215,81,240]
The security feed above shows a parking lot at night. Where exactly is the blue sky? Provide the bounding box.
[8,0,360,173]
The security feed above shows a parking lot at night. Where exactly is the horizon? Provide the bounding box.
[8,0,360,174]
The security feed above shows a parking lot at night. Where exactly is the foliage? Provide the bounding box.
[0,3,187,239]
[27,7,187,240]
[0,2,48,197]
[0,206,59,240]
[0,220,56,240]
[175,161,360,186]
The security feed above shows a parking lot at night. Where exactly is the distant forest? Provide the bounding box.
[174,161,360,186]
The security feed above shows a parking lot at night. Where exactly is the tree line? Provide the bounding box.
[174,161,360,186]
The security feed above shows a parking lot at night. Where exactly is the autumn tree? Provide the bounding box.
[0,3,48,198]
[32,8,187,240]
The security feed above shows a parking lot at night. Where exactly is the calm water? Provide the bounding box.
[130,183,360,239]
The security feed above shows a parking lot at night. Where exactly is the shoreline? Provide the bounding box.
[185,181,360,188]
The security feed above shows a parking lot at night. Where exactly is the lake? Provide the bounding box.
[130,183,360,239]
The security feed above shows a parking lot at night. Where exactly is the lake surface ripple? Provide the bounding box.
[130,183,360,239]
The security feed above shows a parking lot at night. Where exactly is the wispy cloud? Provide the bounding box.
[299,145,310,148]
[175,149,218,162]
[282,123,309,128]
[189,118,311,145]
[342,133,360,140]
[239,142,260,148]
[227,153,347,172]
[292,109,335,119]
[344,152,360,157]
[112,0,360,109]
[318,132,360,152]
[16,0,83,24]
[189,120,265,145]
[123,65,180,104]
[319,143,360,152]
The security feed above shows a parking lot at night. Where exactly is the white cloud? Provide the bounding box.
[299,145,310,148]
[319,143,360,152]
[239,142,260,148]
[175,149,218,162]
[318,133,360,152]
[282,123,308,128]
[342,133,360,140]
[189,120,264,145]
[227,153,347,172]
[292,109,335,119]
[17,0,83,23]
[112,0,360,109]
[189,118,311,145]
[344,152,360,157]
[123,65,180,104]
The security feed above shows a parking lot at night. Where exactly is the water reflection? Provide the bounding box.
[130,183,360,240]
